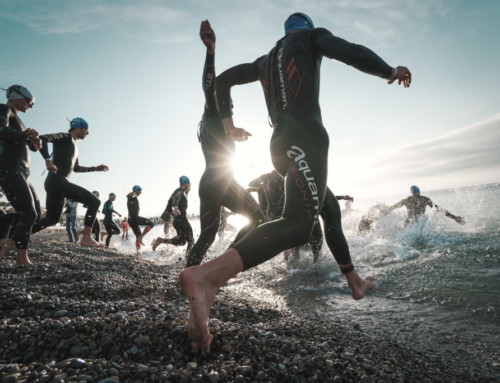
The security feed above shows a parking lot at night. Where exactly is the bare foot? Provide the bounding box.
[179,267,217,353]
[345,272,375,300]
[16,249,33,265]
[0,239,15,257]
[284,248,293,261]
[80,237,105,247]
[152,237,164,252]
[100,232,106,241]
[135,239,142,250]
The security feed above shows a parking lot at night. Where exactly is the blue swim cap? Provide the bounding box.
[410,185,420,195]
[109,193,116,198]
[284,12,314,35]
[179,176,190,185]
[92,190,99,197]
[70,117,88,130]
[133,185,142,192]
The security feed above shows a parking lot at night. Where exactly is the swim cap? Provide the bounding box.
[179,176,190,185]
[4,85,35,104]
[70,117,88,130]
[92,190,99,197]
[284,12,314,35]
[109,193,116,198]
[133,185,142,192]
[410,185,420,195]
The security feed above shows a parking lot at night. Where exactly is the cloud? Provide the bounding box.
[0,0,184,35]
[375,113,500,178]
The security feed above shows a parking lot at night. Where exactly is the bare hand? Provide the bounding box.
[229,127,252,142]
[46,160,58,174]
[94,165,109,172]
[455,216,466,225]
[29,136,42,150]
[172,209,181,216]
[344,195,354,202]
[387,66,411,88]
[200,20,215,53]
[119,214,122,218]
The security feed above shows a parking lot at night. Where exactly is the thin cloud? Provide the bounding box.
[375,114,500,178]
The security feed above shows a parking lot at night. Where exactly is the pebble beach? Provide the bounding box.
[0,233,498,383]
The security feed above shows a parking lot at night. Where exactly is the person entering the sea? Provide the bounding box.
[31,118,107,247]
[121,217,129,240]
[178,21,265,267]
[0,85,42,265]
[127,185,155,250]
[180,14,412,352]
[101,193,122,247]
[160,208,174,238]
[152,176,195,254]
[357,202,390,235]
[386,186,466,227]
[64,199,78,242]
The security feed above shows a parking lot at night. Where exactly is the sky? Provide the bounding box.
[1,0,499,216]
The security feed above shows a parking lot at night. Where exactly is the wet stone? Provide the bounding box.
[62,326,76,338]
[54,310,68,318]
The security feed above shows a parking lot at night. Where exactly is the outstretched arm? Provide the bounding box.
[387,198,407,213]
[74,158,108,173]
[217,63,258,141]
[432,201,466,225]
[200,20,218,112]
[313,28,411,87]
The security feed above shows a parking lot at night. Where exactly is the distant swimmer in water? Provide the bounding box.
[32,118,108,247]
[152,176,194,253]
[357,202,390,235]
[386,186,466,227]
[127,185,155,250]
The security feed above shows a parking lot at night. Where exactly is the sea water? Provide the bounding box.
[111,182,500,358]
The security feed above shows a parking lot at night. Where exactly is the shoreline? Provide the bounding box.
[0,233,498,382]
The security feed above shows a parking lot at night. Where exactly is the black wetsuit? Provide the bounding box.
[0,104,41,249]
[103,200,120,246]
[391,195,439,226]
[83,198,100,241]
[217,28,392,270]
[32,133,100,234]
[167,187,194,253]
[127,194,154,238]
[185,53,266,267]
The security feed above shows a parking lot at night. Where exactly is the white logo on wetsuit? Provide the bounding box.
[287,146,320,219]
[278,47,287,110]
[205,73,214,91]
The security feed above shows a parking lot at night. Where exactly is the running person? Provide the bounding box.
[0,85,42,264]
[153,176,194,254]
[31,118,107,247]
[101,193,122,247]
[180,15,412,352]
[127,185,154,250]
[160,208,174,238]
[181,21,265,267]
[387,185,466,227]
[121,217,129,240]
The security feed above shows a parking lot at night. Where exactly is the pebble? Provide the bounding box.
[62,326,76,338]
[54,310,68,318]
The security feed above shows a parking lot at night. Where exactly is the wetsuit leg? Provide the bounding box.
[186,198,221,267]
[104,221,120,247]
[0,171,39,249]
[92,221,100,242]
[128,218,142,237]
[170,217,194,248]
[220,181,266,245]
[232,125,329,271]
[319,187,351,265]
[309,221,324,262]
[33,179,101,233]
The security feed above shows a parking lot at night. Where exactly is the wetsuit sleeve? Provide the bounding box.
[0,105,26,141]
[73,158,94,173]
[312,28,393,79]
[216,63,259,119]
[426,197,435,209]
[172,189,183,208]
[39,133,71,159]
[389,198,407,211]
[203,53,217,112]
